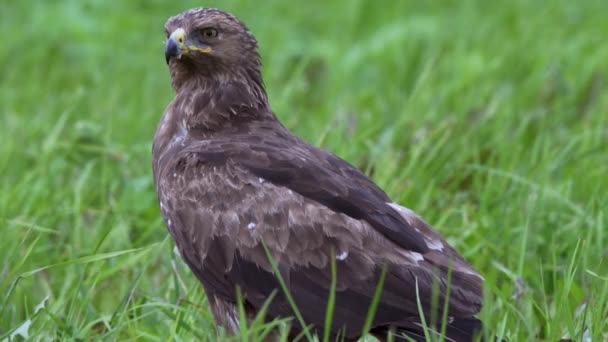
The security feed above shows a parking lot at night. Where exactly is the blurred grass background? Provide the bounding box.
[1,0,607,340]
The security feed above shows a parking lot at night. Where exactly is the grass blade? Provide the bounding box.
[361,265,387,337]
[261,241,314,341]
[323,253,338,342]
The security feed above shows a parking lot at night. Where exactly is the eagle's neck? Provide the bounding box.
[153,70,273,179]
[172,70,272,136]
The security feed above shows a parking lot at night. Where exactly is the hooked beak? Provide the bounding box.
[165,28,186,64]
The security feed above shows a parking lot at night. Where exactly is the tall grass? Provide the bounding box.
[1,0,607,340]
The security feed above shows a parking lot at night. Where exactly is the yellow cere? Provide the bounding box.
[169,27,212,55]
[169,28,186,45]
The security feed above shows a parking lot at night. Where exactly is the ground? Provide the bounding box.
[1,0,607,341]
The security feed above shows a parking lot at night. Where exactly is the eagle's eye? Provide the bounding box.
[200,27,219,39]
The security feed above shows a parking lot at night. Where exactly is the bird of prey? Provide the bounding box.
[153,7,486,342]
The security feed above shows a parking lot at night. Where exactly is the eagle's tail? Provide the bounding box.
[374,317,496,342]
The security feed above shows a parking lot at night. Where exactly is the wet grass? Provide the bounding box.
[1,0,607,340]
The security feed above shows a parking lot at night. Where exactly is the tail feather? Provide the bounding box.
[374,317,490,342]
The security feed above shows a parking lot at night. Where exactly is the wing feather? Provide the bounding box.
[156,145,483,338]
[181,133,430,254]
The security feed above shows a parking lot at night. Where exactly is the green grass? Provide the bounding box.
[1,0,607,340]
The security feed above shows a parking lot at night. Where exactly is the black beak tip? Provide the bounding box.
[165,38,180,64]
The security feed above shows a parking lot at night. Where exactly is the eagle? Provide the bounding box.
[153,8,486,342]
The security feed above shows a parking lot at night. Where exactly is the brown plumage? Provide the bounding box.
[153,7,486,341]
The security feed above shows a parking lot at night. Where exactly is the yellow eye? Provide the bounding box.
[201,28,218,39]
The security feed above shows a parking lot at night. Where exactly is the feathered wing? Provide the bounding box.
[155,134,484,340]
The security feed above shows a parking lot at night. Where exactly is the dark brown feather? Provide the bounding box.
[154,7,486,341]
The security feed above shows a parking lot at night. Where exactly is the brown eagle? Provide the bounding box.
[153,8,486,342]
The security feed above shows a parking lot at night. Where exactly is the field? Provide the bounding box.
[1,0,607,340]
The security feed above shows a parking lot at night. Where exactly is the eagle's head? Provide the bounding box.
[164,8,262,91]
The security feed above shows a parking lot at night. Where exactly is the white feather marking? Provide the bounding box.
[336,251,348,260]
[247,222,256,230]
[388,202,445,251]
[171,126,187,147]
[387,202,417,224]
[259,178,264,183]
[167,219,172,226]
[173,172,177,178]
[407,251,424,263]
[226,312,240,332]
[159,114,169,130]
[425,238,444,251]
